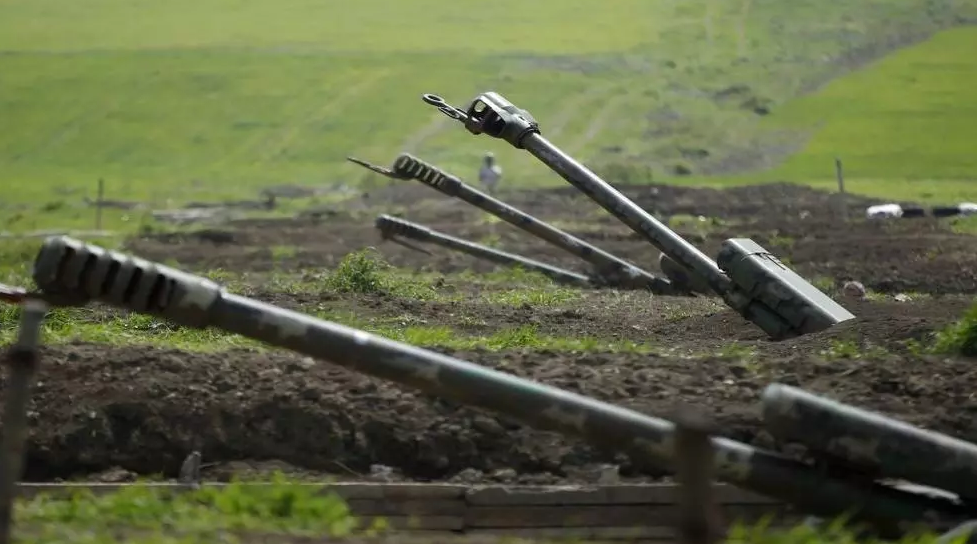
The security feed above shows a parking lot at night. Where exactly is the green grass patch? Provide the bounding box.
[0,246,603,353]
[949,215,977,235]
[931,299,977,357]
[0,303,655,355]
[202,250,586,305]
[818,339,890,361]
[2,0,976,234]
[14,474,384,543]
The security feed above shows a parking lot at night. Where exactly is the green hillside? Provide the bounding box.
[1,0,975,232]
[723,25,977,203]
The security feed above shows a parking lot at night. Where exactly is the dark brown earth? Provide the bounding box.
[5,181,977,485]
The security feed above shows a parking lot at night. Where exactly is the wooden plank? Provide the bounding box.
[466,485,612,506]
[466,484,780,506]
[468,519,801,541]
[344,498,466,517]
[465,505,673,529]
[464,503,793,530]
[377,483,467,500]
[467,525,677,539]
[712,485,780,504]
[359,514,465,531]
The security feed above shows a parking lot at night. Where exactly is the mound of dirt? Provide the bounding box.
[5,296,973,484]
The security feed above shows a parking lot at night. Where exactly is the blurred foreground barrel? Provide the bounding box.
[761,384,977,501]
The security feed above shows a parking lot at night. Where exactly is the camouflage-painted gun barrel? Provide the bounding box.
[29,235,971,536]
[762,383,977,501]
[374,214,593,288]
[435,91,856,340]
[387,153,683,294]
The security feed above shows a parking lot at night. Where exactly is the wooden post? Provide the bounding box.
[673,405,724,544]
[834,158,848,222]
[95,179,105,230]
[0,300,48,544]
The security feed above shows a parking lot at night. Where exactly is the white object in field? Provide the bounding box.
[478,152,503,193]
[865,203,903,219]
[842,280,866,299]
[958,202,977,216]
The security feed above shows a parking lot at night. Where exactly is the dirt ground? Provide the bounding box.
[6,181,977,485]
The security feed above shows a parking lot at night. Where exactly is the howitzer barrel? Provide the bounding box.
[518,133,731,293]
[29,236,972,537]
[375,214,593,288]
[386,153,678,293]
[762,383,977,501]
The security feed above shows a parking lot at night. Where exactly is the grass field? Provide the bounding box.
[2,0,977,235]
[4,3,977,542]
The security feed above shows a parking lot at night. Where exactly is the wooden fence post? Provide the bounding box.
[95,179,105,230]
[673,406,724,544]
[0,301,48,544]
[834,158,848,222]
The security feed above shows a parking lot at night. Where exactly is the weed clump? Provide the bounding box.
[932,299,977,357]
[324,248,390,294]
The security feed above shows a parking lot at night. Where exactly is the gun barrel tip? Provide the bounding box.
[760,383,790,402]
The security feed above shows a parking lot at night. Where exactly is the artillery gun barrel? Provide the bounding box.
[762,383,977,501]
[519,134,731,292]
[418,92,856,340]
[375,214,593,288]
[28,236,971,536]
[378,154,681,294]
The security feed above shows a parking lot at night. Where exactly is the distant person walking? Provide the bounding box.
[478,152,502,194]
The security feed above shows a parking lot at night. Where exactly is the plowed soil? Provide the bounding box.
[5,181,977,484]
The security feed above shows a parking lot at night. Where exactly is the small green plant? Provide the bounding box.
[768,234,795,250]
[478,233,503,247]
[668,214,725,237]
[950,215,977,235]
[931,300,977,357]
[810,276,836,293]
[819,339,888,360]
[324,248,390,294]
[481,286,581,306]
[717,342,758,361]
[488,324,544,349]
[270,245,298,261]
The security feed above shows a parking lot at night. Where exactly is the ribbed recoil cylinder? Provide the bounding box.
[383,153,684,295]
[29,235,974,538]
[389,154,457,193]
[374,215,593,288]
